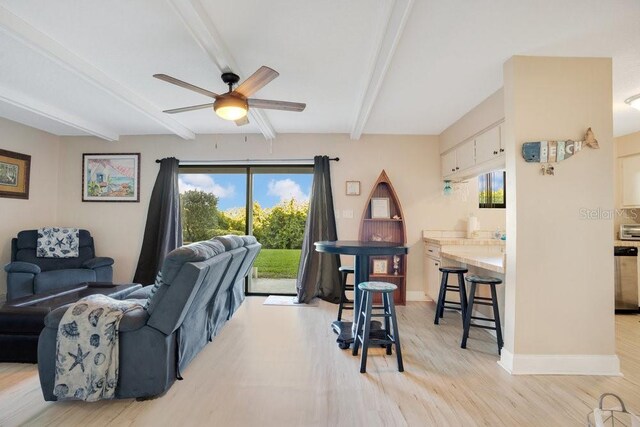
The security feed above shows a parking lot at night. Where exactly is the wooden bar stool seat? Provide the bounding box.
[434,266,469,325]
[352,282,404,373]
[461,274,504,354]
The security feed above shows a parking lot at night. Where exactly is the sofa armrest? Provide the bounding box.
[82,257,114,269]
[44,303,148,333]
[4,261,41,275]
[43,305,73,328]
[125,285,154,300]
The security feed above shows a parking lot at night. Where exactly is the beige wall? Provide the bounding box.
[503,56,617,373]
[0,117,61,298]
[53,132,485,299]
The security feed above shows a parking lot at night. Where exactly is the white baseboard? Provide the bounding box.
[406,291,430,302]
[498,348,622,376]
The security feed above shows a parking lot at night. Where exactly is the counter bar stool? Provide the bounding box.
[352,282,404,374]
[461,274,503,354]
[434,266,469,325]
[337,265,355,321]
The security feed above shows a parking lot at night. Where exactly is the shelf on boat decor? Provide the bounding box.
[359,170,407,305]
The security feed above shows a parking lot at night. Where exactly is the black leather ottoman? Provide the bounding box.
[0,282,141,363]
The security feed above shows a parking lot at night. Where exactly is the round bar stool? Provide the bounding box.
[461,274,503,354]
[337,265,355,321]
[352,281,404,374]
[434,266,469,325]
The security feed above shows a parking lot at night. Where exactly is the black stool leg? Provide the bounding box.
[359,292,374,373]
[461,282,476,349]
[338,271,348,321]
[490,284,503,354]
[434,271,449,324]
[352,291,367,356]
[457,272,468,320]
[383,292,392,355]
[387,292,404,372]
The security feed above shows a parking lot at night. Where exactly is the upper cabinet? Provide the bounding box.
[475,125,502,164]
[456,140,476,170]
[440,122,505,180]
[441,140,474,178]
[441,150,457,178]
[620,154,640,208]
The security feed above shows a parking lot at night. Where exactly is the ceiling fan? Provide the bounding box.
[153,66,306,126]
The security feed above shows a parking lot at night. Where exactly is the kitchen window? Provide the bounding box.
[479,171,506,209]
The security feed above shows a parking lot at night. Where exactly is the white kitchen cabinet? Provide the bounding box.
[475,125,502,164]
[441,150,456,178]
[456,140,476,171]
[424,243,442,300]
[440,121,505,180]
[442,141,475,178]
[621,154,640,208]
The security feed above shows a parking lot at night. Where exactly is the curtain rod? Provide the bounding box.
[155,157,339,165]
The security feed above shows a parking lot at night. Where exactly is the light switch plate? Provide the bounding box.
[342,209,354,219]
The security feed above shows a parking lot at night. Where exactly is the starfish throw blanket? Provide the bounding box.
[53,294,142,401]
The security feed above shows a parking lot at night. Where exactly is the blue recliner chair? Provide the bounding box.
[4,229,114,301]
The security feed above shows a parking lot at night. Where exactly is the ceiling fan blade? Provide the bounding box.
[162,103,214,114]
[235,116,250,126]
[248,98,306,112]
[153,74,219,99]
[234,66,279,97]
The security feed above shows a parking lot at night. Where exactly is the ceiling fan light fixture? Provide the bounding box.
[625,94,640,111]
[214,96,248,121]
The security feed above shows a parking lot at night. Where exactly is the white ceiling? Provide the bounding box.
[0,0,638,140]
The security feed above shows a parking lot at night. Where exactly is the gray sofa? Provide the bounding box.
[4,229,114,301]
[37,235,261,401]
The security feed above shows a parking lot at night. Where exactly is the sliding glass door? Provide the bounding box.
[178,165,312,296]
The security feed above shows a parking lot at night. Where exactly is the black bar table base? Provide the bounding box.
[331,320,383,349]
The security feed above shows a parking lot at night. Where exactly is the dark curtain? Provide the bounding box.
[296,156,341,304]
[133,157,182,285]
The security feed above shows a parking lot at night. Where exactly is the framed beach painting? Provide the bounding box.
[82,153,140,202]
[0,149,31,199]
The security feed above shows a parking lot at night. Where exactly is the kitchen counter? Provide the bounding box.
[615,240,640,247]
[440,249,505,274]
[424,237,505,246]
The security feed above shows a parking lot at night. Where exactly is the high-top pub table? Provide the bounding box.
[314,240,409,349]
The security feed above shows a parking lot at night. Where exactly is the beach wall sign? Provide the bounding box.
[522,128,599,163]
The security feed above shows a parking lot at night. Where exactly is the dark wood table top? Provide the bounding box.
[3,282,141,311]
[314,240,408,256]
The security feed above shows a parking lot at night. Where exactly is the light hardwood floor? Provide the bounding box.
[1,298,639,426]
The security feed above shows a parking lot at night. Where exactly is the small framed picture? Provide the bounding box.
[345,180,360,196]
[371,197,390,218]
[0,149,30,199]
[372,259,388,275]
[82,153,140,202]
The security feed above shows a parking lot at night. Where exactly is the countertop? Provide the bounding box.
[615,240,640,247]
[440,249,505,274]
[424,237,505,246]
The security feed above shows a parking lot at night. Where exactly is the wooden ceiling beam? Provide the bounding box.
[350,0,414,140]
[0,85,119,141]
[0,6,195,140]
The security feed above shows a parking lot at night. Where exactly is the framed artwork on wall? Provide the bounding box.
[0,149,31,200]
[82,153,140,202]
[345,180,360,196]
